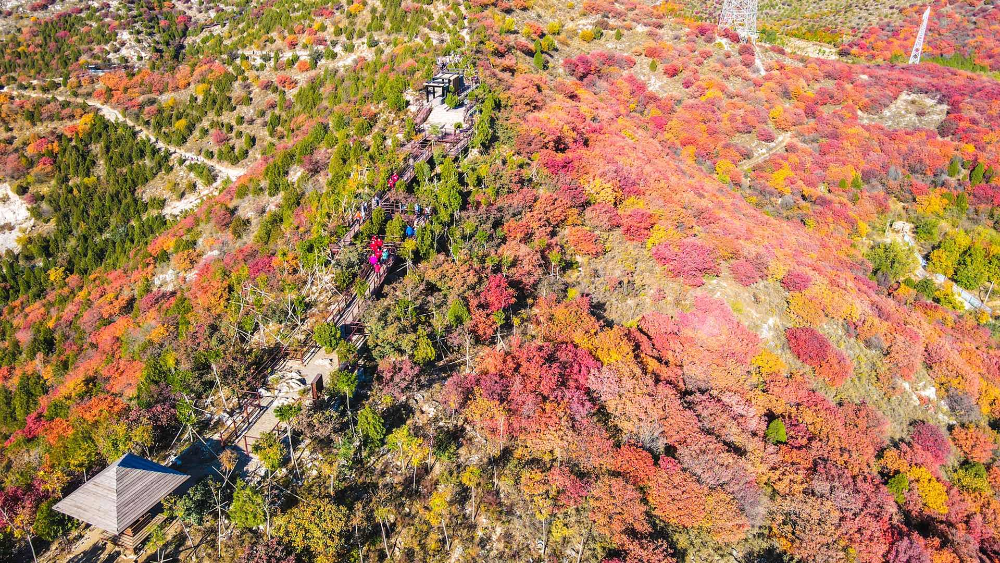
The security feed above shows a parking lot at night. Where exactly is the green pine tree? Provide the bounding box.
[971,162,986,186]
[765,419,787,444]
[533,50,545,70]
[947,155,962,177]
[358,405,385,446]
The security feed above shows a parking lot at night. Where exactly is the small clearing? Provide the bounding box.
[0,183,32,255]
[782,37,840,60]
[741,132,791,171]
[424,99,467,130]
[860,91,949,131]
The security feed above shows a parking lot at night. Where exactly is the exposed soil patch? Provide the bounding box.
[860,91,949,131]
[0,183,32,254]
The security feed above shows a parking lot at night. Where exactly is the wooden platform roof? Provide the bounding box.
[53,454,189,535]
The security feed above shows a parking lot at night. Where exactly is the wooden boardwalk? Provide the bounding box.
[223,120,473,455]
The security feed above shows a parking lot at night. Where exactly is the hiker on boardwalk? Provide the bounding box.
[381,246,390,263]
[405,224,415,238]
[369,253,379,274]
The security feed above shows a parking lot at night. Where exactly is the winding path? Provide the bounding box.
[740,132,790,171]
[893,222,993,314]
[8,89,246,181]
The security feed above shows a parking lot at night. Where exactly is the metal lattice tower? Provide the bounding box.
[909,6,930,64]
[719,0,759,43]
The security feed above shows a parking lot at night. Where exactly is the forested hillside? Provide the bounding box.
[1,0,1000,562]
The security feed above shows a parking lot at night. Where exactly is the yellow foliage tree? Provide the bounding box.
[47,266,65,284]
[769,164,794,195]
[916,191,948,216]
[715,159,736,184]
[752,349,786,376]
[907,466,949,514]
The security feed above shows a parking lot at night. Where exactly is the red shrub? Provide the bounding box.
[621,209,655,242]
[910,422,951,467]
[563,54,595,80]
[210,205,233,231]
[888,534,930,563]
[951,425,996,464]
[514,40,535,56]
[785,327,853,387]
[651,239,719,286]
[584,203,622,231]
[210,129,229,146]
[781,270,812,292]
[729,259,764,286]
[566,226,604,257]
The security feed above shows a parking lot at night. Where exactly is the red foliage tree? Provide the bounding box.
[909,422,951,467]
[377,356,421,401]
[651,239,719,286]
[785,327,853,386]
[781,270,813,292]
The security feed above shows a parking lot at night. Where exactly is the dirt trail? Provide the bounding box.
[740,132,790,171]
[9,89,246,181]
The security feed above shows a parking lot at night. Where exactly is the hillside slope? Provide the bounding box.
[0,0,1000,562]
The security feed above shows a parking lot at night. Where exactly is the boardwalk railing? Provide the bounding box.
[219,391,264,449]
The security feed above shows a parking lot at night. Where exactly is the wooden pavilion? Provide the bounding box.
[422,72,464,102]
[54,453,189,556]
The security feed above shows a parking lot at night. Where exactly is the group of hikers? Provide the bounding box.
[350,174,402,223]
[368,236,391,274]
[351,171,436,275]
[365,209,423,274]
